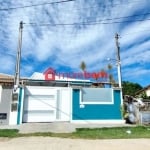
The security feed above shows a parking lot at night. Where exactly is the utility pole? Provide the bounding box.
[115,33,123,104]
[14,21,23,91]
[115,33,122,88]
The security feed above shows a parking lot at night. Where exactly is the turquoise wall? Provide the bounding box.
[72,89,122,120]
[17,87,23,124]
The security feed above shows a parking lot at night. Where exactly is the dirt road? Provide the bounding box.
[0,137,150,150]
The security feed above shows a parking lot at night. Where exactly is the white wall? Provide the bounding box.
[9,112,18,125]
[146,88,150,96]
[9,88,20,125]
[0,85,2,103]
[58,88,71,121]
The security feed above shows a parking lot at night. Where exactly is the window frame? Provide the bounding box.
[79,88,114,105]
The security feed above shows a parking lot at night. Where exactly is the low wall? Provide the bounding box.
[72,88,122,121]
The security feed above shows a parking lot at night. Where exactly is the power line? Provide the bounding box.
[1,14,150,31]
[1,11,150,27]
[19,11,150,27]
[70,0,149,12]
[91,12,150,23]
[0,0,146,12]
[25,18,150,27]
[0,0,75,11]
[2,10,150,21]
[0,0,149,25]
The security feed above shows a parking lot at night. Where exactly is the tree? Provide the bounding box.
[107,64,116,87]
[80,61,86,72]
[107,64,112,70]
[122,81,143,96]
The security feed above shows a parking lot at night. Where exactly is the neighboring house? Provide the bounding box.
[0,73,14,125]
[135,85,150,98]
[0,73,27,125]
[0,73,14,84]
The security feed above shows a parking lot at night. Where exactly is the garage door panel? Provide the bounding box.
[24,99,56,111]
[25,86,57,95]
[23,110,55,122]
[23,87,57,123]
[27,95,55,100]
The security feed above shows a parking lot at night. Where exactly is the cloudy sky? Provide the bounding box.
[0,0,150,87]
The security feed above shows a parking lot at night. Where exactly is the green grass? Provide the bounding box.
[0,129,19,138]
[72,126,150,139]
[0,126,150,139]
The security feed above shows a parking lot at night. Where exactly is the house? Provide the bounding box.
[135,85,150,98]
[0,74,14,125]
[0,73,28,125]
[0,68,124,125]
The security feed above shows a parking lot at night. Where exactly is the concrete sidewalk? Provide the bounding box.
[0,122,134,133]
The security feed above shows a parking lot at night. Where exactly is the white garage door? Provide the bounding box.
[23,86,57,123]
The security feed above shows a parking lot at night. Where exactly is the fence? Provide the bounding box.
[140,101,150,111]
[139,101,150,124]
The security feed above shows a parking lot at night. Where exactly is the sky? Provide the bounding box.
[0,0,150,87]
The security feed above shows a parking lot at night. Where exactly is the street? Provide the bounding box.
[0,137,150,150]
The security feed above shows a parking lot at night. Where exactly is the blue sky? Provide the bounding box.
[0,0,150,87]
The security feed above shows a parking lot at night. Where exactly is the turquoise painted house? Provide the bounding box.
[0,72,124,125]
[10,82,124,125]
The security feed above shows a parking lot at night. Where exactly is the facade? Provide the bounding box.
[0,69,124,125]
[0,85,12,125]
[135,85,150,98]
[0,74,14,125]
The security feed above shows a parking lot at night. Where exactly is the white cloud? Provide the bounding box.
[120,20,150,48]
[123,67,150,81]
[0,56,15,74]
[122,40,150,66]
[0,0,150,86]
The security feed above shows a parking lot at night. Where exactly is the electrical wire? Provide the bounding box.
[0,0,75,11]
[25,17,150,26]
[1,11,150,29]
[0,0,149,27]
[96,12,150,21]
[0,0,147,12]
[70,0,149,12]
[2,10,150,23]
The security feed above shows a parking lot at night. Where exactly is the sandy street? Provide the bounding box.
[0,137,150,150]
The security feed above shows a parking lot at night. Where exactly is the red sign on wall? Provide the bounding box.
[43,68,55,81]
[43,67,108,81]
